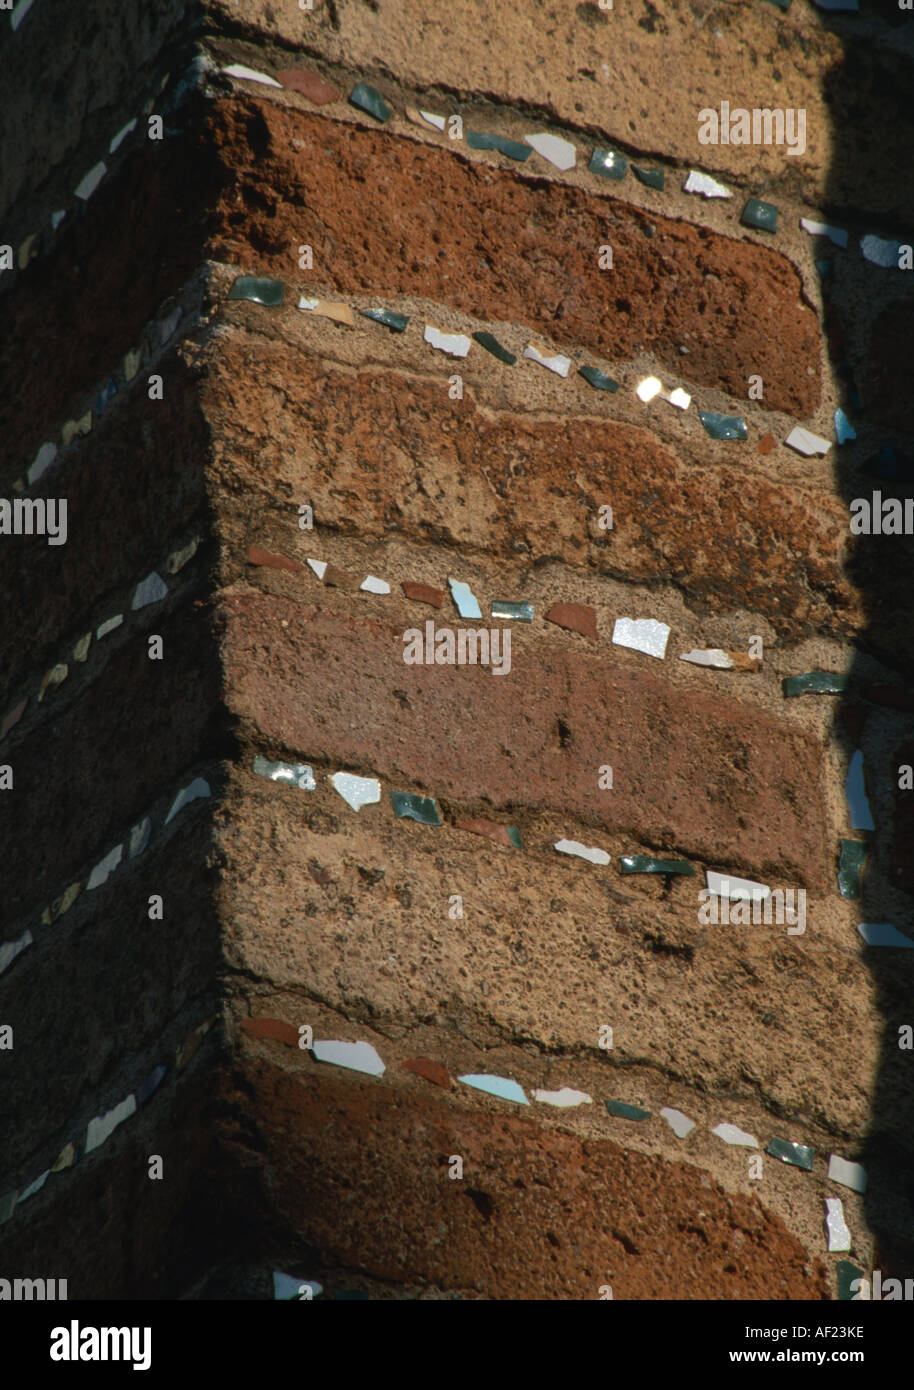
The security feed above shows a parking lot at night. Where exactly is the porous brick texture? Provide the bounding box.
[2,0,913,1303]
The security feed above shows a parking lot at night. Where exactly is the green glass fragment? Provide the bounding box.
[579,364,619,392]
[766,1137,814,1171]
[838,839,866,899]
[491,600,534,622]
[473,331,517,364]
[632,165,664,190]
[741,198,779,233]
[698,410,748,441]
[836,1261,864,1302]
[466,130,531,161]
[391,791,442,825]
[782,670,848,698]
[589,147,628,181]
[506,826,523,849]
[620,855,695,876]
[360,307,409,332]
[606,1100,651,1121]
[228,275,285,307]
[348,82,392,122]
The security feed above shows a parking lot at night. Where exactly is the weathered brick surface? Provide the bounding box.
[220,590,830,888]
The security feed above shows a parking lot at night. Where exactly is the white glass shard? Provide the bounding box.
[861,234,901,269]
[329,772,381,811]
[660,1107,696,1138]
[272,1271,323,1300]
[424,325,471,357]
[554,839,610,866]
[683,170,732,199]
[165,777,211,824]
[828,1154,867,1193]
[86,843,123,892]
[109,118,137,154]
[785,426,830,457]
[419,110,446,131]
[636,376,662,403]
[612,617,670,659]
[800,218,848,249]
[448,577,482,618]
[712,1122,758,1148]
[0,930,33,976]
[523,132,576,170]
[312,1039,385,1075]
[96,614,124,639]
[85,1094,137,1153]
[458,1074,530,1104]
[50,210,67,230]
[666,387,691,410]
[129,818,152,858]
[825,1197,852,1252]
[254,756,316,790]
[131,571,168,610]
[360,575,391,594]
[845,750,875,831]
[27,442,57,485]
[222,63,282,88]
[11,0,38,33]
[75,162,107,201]
[17,1170,49,1203]
[307,558,327,579]
[524,344,571,377]
[706,870,770,901]
[680,649,735,669]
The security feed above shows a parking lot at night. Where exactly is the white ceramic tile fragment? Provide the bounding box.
[861,234,902,269]
[712,1122,758,1148]
[0,929,33,977]
[845,749,875,831]
[329,772,381,811]
[96,613,124,639]
[50,210,66,231]
[612,617,670,660]
[61,412,92,446]
[523,132,576,170]
[75,162,107,201]
[307,558,327,580]
[360,575,390,594]
[448,577,482,619]
[684,170,732,199]
[636,376,662,403]
[424,325,471,357]
[554,839,610,866]
[828,1154,867,1194]
[27,442,57,485]
[666,387,691,410]
[660,1107,696,1139]
[86,843,123,892]
[799,218,848,249]
[785,426,830,457]
[129,818,152,859]
[109,118,137,154]
[222,63,282,88]
[419,110,446,131]
[857,922,914,949]
[523,344,571,377]
[459,1074,530,1105]
[312,1039,385,1075]
[533,1087,593,1108]
[85,1094,137,1153]
[680,649,735,669]
[11,0,37,33]
[165,777,211,825]
[17,1170,49,1204]
[131,571,168,610]
[706,870,770,901]
[272,1271,323,1300]
[825,1198,852,1252]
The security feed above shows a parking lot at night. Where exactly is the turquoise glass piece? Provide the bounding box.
[620,855,695,876]
[837,840,866,899]
[473,331,517,364]
[228,275,285,306]
[606,1100,651,1120]
[782,670,848,697]
[589,147,628,181]
[491,600,533,622]
[360,307,409,332]
[698,410,748,441]
[348,82,392,122]
[466,130,531,161]
[391,791,442,825]
[632,165,664,190]
[835,408,856,444]
[766,1137,814,1171]
[579,364,619,392]
[741,198,778,233]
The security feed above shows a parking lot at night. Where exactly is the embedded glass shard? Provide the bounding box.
[129,817,152,858]
[458,1074,530,1104]
[123,349,142,382]
[51,209,66,231]
[767,1137,814,1171]
[38,663,68,701]
[579,364,619,392]
[660,1107,696,1138]
[360,307,409,332]
[845,750,874,831]
[448,577,482,618]
[424,324,471,357]
[857,922,914,949]
[785,426,830,456]
[75,162,107,201]
[164,777,211,824]
[86,1094,137,1152]
[254,756,316,791]
[800,218,848,249]
[861,235,900,267]
[167,536,201,574]
[837,840,866,899]
[349,83,392,122]
[632,165,664,190]
[10,0,37,33]
[228,275,285,307]
[307,558,327,579]
[391,791,442,825]
[50,1142,77,1173]
[136,1065,167,1107]
[533,1088,593,1107]
[706,870,769,901]
[712,1122,758,1147]
[523,132,576,170]
[783,670,847,697]
[0,1191,18,1226]
[86,843,123,892]
[62,412,92,446]
[28,442,57,485]
[524,344,571,377]
[109,118,137,154]
[222,63,282,87]
[620,855,695,876]
[554,839,610,866]
[612,617,670,659]
[17,1171,49,1204]
[825,1198,852,1252]
[828,1154,867,1193]
[94,378,118,414]
[312,1038,386,1074]
[329,772,381,811]
[132,571,167,610]
[680,648,758,671]
[491,600,533,622]
[466,130,532,161]
[42,883,81,926]
[834,408,856,444]
[0,699,27,738]
[589,147,627,180]
[636,376,662,403]
[473,331,516,364]
[683,170,732,199]
[698,410,748,440]
[273,1271,323,1300]
[740,198,778,233]
[0,929,33,976]
[360,575,391,594]
[96,614,124,639]
[837,1261,865,1302]
[606,1100,651,1120]
[666,387,691,410]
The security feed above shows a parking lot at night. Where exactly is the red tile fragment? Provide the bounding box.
[757,432,776,454]
[544,602,598,640]
[402,1057,451,1088]
[1,698,27,739]
[242,1017,300,1047]
[456,817,517,847]
[861,683,914,713]
[277,69,341,104]
[402,580,445,608]
[247,545,305,574]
